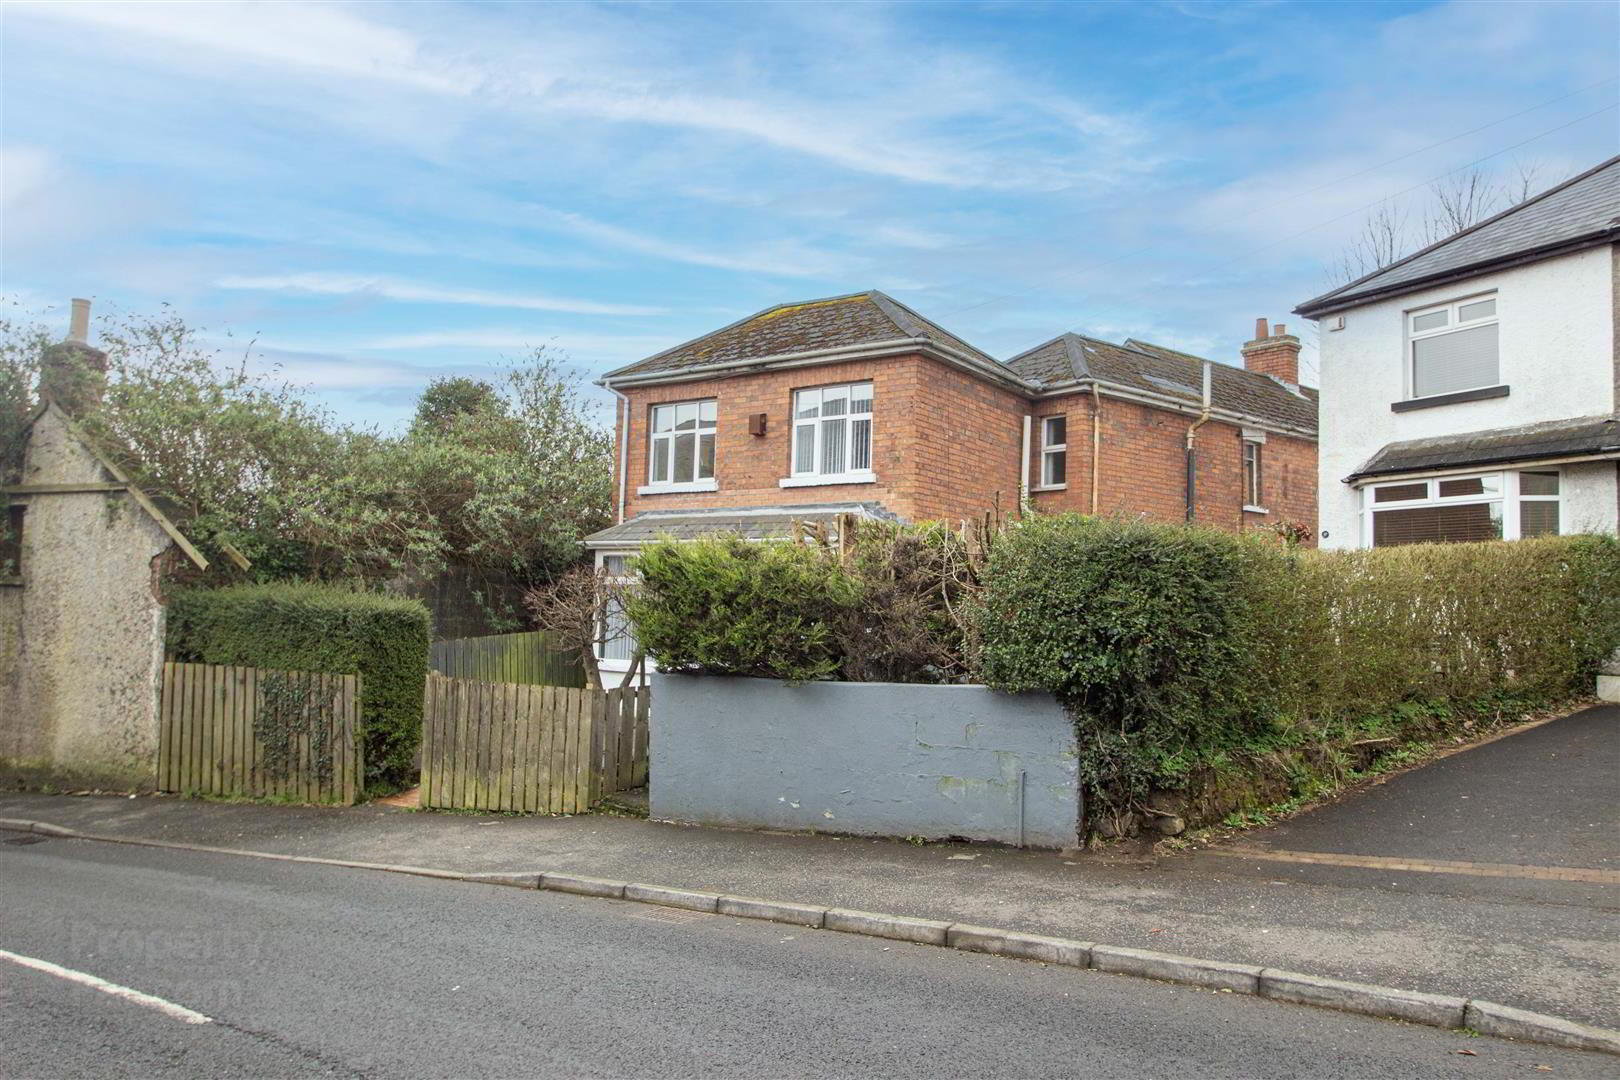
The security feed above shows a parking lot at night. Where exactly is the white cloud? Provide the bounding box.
[525,207,851,277]
[8,0,1146,191]
[215,272,665,316]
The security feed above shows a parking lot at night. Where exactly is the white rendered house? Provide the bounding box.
[1296,157,1619,550]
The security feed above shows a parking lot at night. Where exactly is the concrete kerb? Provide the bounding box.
[3,816,1615,1056]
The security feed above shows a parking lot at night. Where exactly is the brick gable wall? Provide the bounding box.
[618,353,1025,525]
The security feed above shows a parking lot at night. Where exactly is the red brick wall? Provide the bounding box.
[616,353,1025,525]
[613,356,1315,542]
[1027,391,1317,541]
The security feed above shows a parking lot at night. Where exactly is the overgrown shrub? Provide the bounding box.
[976,515,1274,811]
[166,583,431,791]
[628,536,858,682]
[833,519,978,683]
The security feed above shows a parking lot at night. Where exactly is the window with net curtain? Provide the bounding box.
[792,383,873,479]
[596,554,634,662]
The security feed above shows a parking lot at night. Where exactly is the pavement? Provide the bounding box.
[4,838,1612,1079]
[1,704,1614,1031]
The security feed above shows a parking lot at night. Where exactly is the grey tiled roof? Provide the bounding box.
[1297,156,1620,315]
[1006,333,1318,435]
[1348,414,1620,481]
[583,502,897,547]
[604,291,994,380]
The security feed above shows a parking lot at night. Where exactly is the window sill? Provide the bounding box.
[779,473,876,488]
[0,576,21,588]
[1243,505,1269,515]
[1391,385,1509,412]
[1032,484,1067,493]
[637,480,717,495]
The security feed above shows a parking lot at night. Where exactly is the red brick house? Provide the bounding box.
[583,291,1317,668]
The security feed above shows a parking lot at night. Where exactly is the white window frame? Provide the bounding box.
[781,382,875,488]
[1241,438,1265,512]
[593,549,636,672]
[1359,468,1560,547]
[1406,292,1499,401]
[1037,415,1067,490]
[642,399,717,494]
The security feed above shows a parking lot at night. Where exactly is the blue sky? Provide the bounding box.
[3,0,1616,428]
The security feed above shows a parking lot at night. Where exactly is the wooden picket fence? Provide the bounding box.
[158,662,363,804]
[420,674,649,814]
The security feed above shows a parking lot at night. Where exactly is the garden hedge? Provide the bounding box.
[166,583,431,791]
[627,514,1620,833]
[977,517,1620,826]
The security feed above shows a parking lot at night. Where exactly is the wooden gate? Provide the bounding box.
[158,662,363,804]
[420,674,648,813]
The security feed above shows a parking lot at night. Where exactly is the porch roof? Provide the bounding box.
[582,502,898,548]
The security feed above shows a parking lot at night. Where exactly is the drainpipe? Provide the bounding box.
[606,384,631,525]
[1019,414,1032,516]
[1090,387,1104,515]
[1184,362,1212,523]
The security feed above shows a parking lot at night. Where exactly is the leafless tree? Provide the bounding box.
[1331,199,1410,285]
[524,565,633,690]
[1421,168,1500,245]
[1328,159,1561,285]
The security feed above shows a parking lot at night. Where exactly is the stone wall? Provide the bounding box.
[648,673,1080,848]
[0,407,173,788]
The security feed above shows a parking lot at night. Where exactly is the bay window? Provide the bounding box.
[1364,469,1559,546]
[646,400,716,491]
[787,382,873,484]
[1408,294,1499,400]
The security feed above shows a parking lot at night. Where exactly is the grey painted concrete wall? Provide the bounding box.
[649,673,1079,848]
[0,407,173,787]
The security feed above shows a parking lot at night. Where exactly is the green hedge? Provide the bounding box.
[628,515,1620,833]
[977,517,1620,821]
[628,537,857,682]
[166,583,431,791]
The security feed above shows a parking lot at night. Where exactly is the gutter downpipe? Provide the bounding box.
[1019,415,1032,516]
[1184,362,1212,523]
[606,383,631,524]
[1090,386,1104,515]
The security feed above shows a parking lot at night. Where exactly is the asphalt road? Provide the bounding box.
[1,836,1611,1079]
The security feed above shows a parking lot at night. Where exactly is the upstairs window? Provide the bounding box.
[648,400,716,489]
[791,383,873,481]
[1039,416,1067,488]
[1409,295,1498,399]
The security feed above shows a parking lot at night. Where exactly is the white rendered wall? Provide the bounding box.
[1315,246,1617,548]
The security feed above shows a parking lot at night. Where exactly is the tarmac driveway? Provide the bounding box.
[1201,704,1619,905]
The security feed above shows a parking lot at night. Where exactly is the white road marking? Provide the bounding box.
[0,948,213,1025]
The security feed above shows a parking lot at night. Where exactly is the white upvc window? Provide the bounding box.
[645,400,716,492]
[1362,469,1559,547]
[1038,416,1067,489]
[593,551,635,668]
[1407,293,1499,399]
[785,382,873,485]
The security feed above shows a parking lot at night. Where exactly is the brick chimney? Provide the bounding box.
[1240,317,1300,386]
[39,297,109,416]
